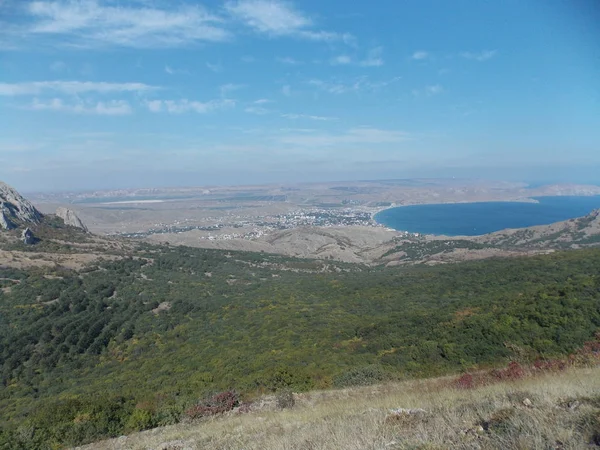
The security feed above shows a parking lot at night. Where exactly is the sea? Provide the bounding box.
[373,196,600,236]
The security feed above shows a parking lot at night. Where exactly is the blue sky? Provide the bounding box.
[0,0,599,192]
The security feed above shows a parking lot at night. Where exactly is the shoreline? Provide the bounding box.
[370,196,600,236]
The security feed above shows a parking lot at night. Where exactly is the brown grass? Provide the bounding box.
[77,366,600,450]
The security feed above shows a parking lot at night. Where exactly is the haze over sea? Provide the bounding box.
[374,196,600,236]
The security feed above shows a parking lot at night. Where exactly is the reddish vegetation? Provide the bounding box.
[454,332,600,389]
[185,391,240,419]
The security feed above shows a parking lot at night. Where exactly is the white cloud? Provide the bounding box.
[145,98,235,114]
[29,98,132,115]
[460,50,497,61]
[282,113,337,121]
[165,65,189,75]
[360,47,384,67]
[277,56,302,65]
[241,55,256,63]
[18,0,230,48]
[206,61,223,72]
[426,84,443,95]
[331,55,352,65]
[219,83,244,96]
[297,30,354,44]
[281,85,292,96]
[50,60,67,72]
[226,0,352,42]
[253,98,272,104]
[226,0,310,34]
[145,100,162,113]
[309,78,358,95]
[277,127,411,146]
[309,76,400,94]
[412,84,444,97]
[412,50,429,60]
[245,106,269,115]
[0,80,156,96]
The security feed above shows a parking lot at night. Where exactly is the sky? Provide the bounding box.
[0,0,599,192]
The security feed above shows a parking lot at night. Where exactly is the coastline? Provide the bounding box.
[371,195,600,236]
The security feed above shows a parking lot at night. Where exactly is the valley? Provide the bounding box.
[1,180,600,448]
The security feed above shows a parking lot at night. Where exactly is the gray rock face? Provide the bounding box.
[56,207,88,232]
[0,181,43,230]
[0,207,14,230]
[21,227,35,245]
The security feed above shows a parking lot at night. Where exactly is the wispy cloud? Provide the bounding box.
[330,55,352,65]
[165,65,189,75]
[412,84,443,97]
[0,80,156,96]
[219,83,244,96]
[330,48,383,67]
[282,113,337,121]
[411,50,429,60]
[281,85,292,96]
[12,0,231,49]
[145,98,235,114]
[277,56,303,65]
[245,106,270,115]
[50,60,67,72]
[309,78,360,94]
[253,98,272,104]
[226,0,352,42]
[460,50,497,61]
[241,55,256,63]
[309,76,400,95]
[28,98,132,115]
[206,61,223,73]
[360,47,384,67]
[426,84,443,95]
[277,127,411,146]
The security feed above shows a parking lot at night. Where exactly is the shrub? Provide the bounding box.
[185,391,239,420]
[276,389,295,409]
[492,361,525,381]
[333,365,386,388]
[126,407,155,432]
[454,373,474,389]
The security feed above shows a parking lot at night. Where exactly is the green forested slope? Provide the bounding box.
[1,244,600,447]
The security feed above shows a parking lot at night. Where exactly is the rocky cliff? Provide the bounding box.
[0,181,43,230]
[56,207,88,232]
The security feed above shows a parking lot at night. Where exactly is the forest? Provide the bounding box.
[1,242,599,448]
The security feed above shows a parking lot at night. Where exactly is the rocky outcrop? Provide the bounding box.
[56,207,88,232]
[0,207,14,230]
[21,227,35,245]
[0,181,43,230]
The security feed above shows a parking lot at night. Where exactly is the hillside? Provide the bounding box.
[1,239,600,447]
[379,208,600,266]
[80,365,600,450]
[1,183,600,448]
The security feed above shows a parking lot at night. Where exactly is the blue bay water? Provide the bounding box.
[374,196,600,236]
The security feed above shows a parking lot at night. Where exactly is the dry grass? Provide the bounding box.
[77,366,600,450]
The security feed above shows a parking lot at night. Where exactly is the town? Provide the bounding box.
[116,207,385,241]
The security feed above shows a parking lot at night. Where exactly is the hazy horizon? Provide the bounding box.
[1,0,599,192]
